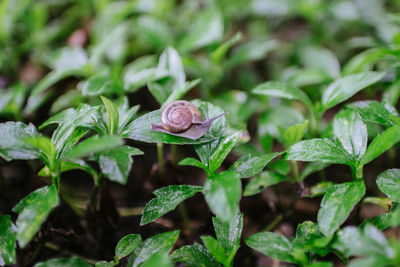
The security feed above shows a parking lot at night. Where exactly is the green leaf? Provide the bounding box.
[383,80,400,106]
[100,96,119,135]
[118,104,140,134]
[43,105,98,151]
[179,157,207,170]
[348,100,398,128]
[157,46,185,91]
[227,39,278,68]
[125,100,226,144]
[94,146,143,185]
[13,185,59,248]
[252,81,313,110]
[0,122,40,161]
[59,160,98,181]
[258,105,305,144]
[347,257,388,267]
[96,261,117,267]
[299,46,340,79]
[194,132,240,174]
[64,135,123,159]
[34,257,91,267]
[0,215,16,266]
[123,67,168,92]
[246,231,295,263]
[308,262,334,267]
[333,110,367,161]
[25,56,88,114]
[342,48,393,75]
[179,5,223,52]
[293,221,332,253]
[321,72,385,111]
[377,169,400,202]
[361,124,400,165]
[203,171,241,223]
[244,171,288,196]
[48,46,88,71]
[135,16,173,50]
[90,22,129,64]
[371,203,400,230]
[161,79,201,108]
[170,242,221,267]
[212,213,243,258]
[318,181,365,236]
[129,230,180,267]
[229,152,282,179]
[283,120,309,147]
[24,136,57,169]
[300,162,329,181]
[79,72,121,96]
[305,182,335,198]
[208,132,240,174]
[333,224,393,258]
[141,185,202,225]
[211,32,242,64]
[142,251,173,267]
[115,234,142,260]
[285,138,353,166]
[363,197,392,211]
[200,236,227,265]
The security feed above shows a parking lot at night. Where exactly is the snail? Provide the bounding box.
[150,100,226,140]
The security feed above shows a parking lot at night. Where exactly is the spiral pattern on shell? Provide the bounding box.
[161,100,203,133]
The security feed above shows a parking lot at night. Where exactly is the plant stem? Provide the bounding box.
[170,144,177,164]
[291,161,300,182]
[157,142,165,176]
[351,165,364,180]
[118,206,144,217]
[88,184,99,212]
[179,202,192,232]
[264,214,283,232]
[88,174,102,212]
[310,108,320,137]
[51,173,60,191]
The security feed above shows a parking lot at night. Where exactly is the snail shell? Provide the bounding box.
[161,100,203,133]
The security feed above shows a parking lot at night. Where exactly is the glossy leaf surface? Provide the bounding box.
[318,181,365,236]
[141,185,202,225]
[13,185,59,248]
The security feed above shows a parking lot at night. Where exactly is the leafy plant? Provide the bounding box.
[2,0,400,266]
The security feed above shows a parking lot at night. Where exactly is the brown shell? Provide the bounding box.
[161,100,203,133]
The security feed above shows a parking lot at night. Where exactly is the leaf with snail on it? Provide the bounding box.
[124,100,226,144]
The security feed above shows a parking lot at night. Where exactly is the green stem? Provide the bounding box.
[89,174,102,212]
[351,165,364,180]
[309,105,321,138]
[179,202,191,232]
[264,214,283,232]
[157,142,165,176]
[291,161,300,182]
[310,111,318,137]
[170,144,177,164]
[51,173,60,191]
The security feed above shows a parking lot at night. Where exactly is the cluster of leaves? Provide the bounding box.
[2,0,400,266]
